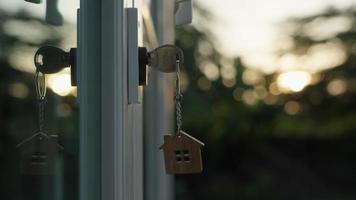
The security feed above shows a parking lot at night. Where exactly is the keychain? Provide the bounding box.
[160,56,204,175]
[17,69,63,175]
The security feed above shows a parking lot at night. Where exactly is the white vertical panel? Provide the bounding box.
[144,1,175,200]
[101,1,144,200]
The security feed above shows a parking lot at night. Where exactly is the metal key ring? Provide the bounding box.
[35,70,46,100]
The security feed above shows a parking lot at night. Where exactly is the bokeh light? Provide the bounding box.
[198,61,220,81]
[48,73,75,96]
[263,93,279,105]
[269,82,281,95]
[232,87,243,101]
[277,71,311,93]
[197,76,212,91]
[8,82,29,99]
[222,78,236,88]
[253,85,268,100]
[242,89,258,106]
[284,100,301,115]
[242,69,264,85]
[327,79,347,96]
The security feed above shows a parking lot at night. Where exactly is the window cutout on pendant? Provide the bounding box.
[175,150,191,163]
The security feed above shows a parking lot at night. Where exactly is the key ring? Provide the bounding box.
[35,70,46,100]
[35,70,47,132]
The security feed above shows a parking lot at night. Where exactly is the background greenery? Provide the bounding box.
[175,5,356,200]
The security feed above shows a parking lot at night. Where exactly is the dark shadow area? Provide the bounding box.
[0,10,78,200]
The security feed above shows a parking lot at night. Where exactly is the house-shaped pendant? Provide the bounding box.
[16,132,63,175]
[160,131,204,174]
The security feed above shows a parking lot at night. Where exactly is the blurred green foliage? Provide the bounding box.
[175,6,356,200]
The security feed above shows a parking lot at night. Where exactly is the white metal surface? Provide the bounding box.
[144,1,175,200]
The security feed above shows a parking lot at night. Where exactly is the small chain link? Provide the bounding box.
[38,99,45,131]
[175,58,183,135]
[35,70,46,132]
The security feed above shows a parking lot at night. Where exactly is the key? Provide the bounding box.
[34,46,77,86]
[148,45,184,72]
[34,46,70,74]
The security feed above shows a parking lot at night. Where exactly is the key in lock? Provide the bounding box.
[139,45,184,85]
[34,46,77,86]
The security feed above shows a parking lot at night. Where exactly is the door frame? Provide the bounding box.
[78,0,143,200]
[78,1,176,200]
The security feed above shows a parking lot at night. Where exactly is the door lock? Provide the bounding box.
[139,45,184,85]
[34,46,77,86]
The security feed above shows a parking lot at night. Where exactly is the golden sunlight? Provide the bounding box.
[48,74,74,96]
[277,71,312,93]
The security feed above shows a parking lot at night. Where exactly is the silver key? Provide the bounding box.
[148,45,184,73]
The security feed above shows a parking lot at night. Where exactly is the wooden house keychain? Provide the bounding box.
[160,55,204,175]
[16,69,63,175]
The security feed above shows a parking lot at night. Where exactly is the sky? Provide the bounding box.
[193,0,356,73]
